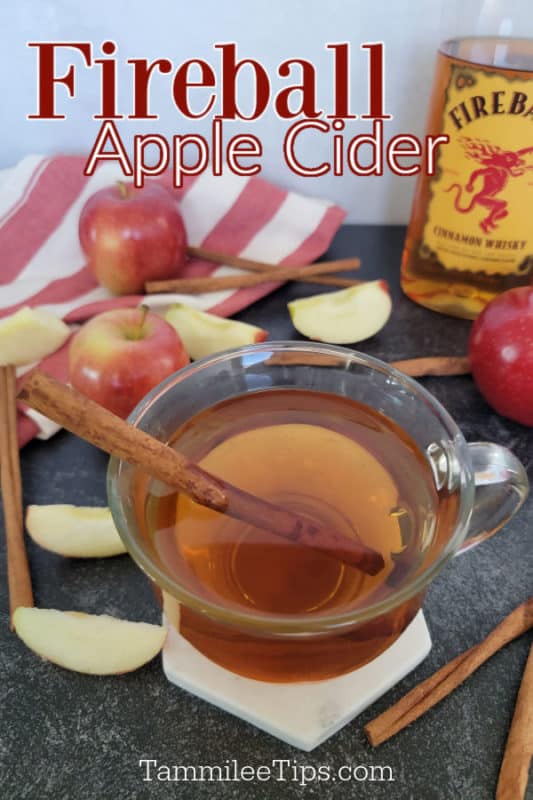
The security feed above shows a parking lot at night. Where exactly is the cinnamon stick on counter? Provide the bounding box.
[263,353,470,378]
[391,356,471,377]
[0,365,33,620]
[145,258,361,294]
[18,370,384,576]
[496,643,533,800]
[186,246,359,289]
[365,597,533,747]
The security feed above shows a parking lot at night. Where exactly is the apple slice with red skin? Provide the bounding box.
[69,307,189,418]
[12,607,166,675]
[79,182,187,295]
[469,286,533,426]
[288,281,392,344]
[164,304,268,360]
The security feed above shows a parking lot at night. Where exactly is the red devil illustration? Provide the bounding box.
[446,138,533,233]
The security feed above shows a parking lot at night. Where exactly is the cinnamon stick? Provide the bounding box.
[145,258,361,294]
[0,365,33,621]
[18,370,384,576]
[365,597,533,746]
[391,356,471,377]
[5,366,23,526]
[496,643,533,800]
[262,352,470,378]
[187,246,360,289]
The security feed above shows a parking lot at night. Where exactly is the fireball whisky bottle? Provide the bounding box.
[401,36,533,318]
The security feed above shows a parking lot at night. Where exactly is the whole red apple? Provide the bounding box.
[69,308,189,418]
[469,286,533,426]
[79,182,187,295]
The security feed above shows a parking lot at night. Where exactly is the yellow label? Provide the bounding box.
[423,64,533,275]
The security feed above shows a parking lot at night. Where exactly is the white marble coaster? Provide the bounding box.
[162,610,431,751]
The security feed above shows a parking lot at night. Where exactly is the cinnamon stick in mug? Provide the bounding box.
[18,370,384,576]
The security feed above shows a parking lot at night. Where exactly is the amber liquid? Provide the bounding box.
[140,389,458,681]
[402,37,533,319]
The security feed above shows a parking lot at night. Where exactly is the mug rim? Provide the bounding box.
[107,341,473,635]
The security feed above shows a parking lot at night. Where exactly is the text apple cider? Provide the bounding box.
[137,389,458,682]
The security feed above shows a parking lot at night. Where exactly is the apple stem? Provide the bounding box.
[134,305,149,340]
[116,181,130,200]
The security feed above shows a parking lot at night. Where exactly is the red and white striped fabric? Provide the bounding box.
[0,155,345,447]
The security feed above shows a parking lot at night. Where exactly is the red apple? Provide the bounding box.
[69,308,189,418]
[79,182,187,295]
[469,286,533,426]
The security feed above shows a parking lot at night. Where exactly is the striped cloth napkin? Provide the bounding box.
[0,155,345,446]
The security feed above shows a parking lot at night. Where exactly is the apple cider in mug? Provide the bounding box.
[136,389,459,682]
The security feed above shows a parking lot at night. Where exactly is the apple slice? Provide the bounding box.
[26,504,127,558]
[288,281,392,344]
[12,607,166,675]
[165,304,268,360]
[0,306,70,366]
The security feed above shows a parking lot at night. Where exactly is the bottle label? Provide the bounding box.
[422,63,533,276]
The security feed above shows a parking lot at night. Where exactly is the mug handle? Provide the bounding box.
[457,442,529,554]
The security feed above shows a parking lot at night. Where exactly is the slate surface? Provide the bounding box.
[1,225,532,800]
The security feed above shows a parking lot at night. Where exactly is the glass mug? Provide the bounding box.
[107,342,528,682]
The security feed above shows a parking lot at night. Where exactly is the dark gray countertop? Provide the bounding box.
[1,225,532,800]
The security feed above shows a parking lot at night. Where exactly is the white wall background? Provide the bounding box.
[1,0,530,222]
